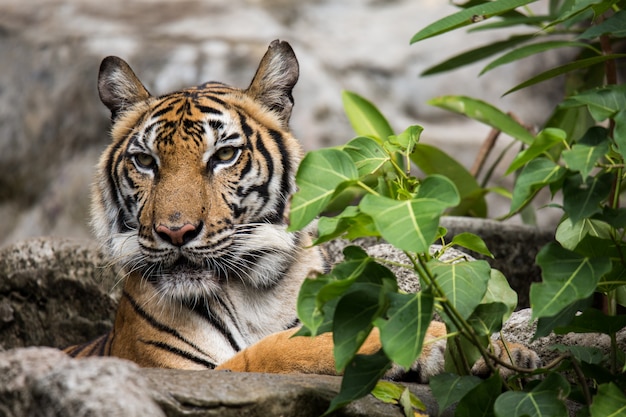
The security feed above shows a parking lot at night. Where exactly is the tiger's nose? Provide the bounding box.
[155,222,202,247]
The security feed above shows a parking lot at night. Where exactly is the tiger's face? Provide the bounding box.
[92,41,304,301]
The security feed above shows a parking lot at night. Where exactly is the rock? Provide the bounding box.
[0,238,120,350]
[0,235,612,416]
[0,347,448,417]
[495,308,626,367]
[0,347,165,417]
[144,369,449,417]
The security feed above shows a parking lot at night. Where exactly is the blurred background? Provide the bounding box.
[0,0,564,248]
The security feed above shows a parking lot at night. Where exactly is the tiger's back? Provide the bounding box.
[65,40,326,368]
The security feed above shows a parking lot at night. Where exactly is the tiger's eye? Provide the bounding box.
[134,153,155,169]
[215,147,236,162]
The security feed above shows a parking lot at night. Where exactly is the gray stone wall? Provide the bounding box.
[0,0,563,248]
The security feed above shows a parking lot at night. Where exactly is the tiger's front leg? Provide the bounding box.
[217,322,445,379]
[217,321,541,383]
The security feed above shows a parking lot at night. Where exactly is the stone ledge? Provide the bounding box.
[0,346,449,417]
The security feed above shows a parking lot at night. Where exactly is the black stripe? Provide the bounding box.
[268,128,292,217]
[150,105,174,119]
[64,333,110,357]
[140,340,216,369]
[95,333,110,356]
[213,294,244,337]
[195,104,223,115]
[285,318,300,330]
[104,142,129,234]
[208,119,224,131]
[239,112,253,138]
[186,299,242,353]
[122,290,213,358]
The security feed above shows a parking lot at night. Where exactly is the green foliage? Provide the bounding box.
[410,0,626,414]
[291,91,521,413]
[371,380,426,416]
[292,0,626,414]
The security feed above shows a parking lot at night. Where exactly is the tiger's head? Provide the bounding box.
[92,40,306,301]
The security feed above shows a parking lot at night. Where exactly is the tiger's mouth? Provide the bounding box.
[168,257,202,274]
[145,255,216,282]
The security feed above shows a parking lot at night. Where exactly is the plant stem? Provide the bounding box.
[471,127,501,178]
[357,181,380,196]
[571,357,592,406]
[607,290,618,374]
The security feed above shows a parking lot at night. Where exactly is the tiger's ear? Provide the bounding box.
[98,56,151,120]
[246,40,299,127]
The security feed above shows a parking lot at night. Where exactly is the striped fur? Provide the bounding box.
[65,40,540,381]
[65,40,326,368]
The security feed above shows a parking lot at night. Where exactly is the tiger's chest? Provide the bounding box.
[112,237,323,368]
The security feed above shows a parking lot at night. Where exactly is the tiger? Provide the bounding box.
[64,40,540,381]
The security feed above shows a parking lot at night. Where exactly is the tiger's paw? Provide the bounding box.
[385,334,541,383]
[384,337,447,383]
[471,340,542,380]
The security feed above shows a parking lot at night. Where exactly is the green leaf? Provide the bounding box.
[315,207,378,245]
[342,91,394,142]
[387,125,423,154]
[562,173,612,224]
[289,148,358,231]
[614,109,626,159]
[534,297,593,339]
[579,9,626,39]
[343,136,390,176]
[297,274,335,335]
[333,283,384,372]
[554,308,626,335]
[429,373,481,415]
[415,175,461,206]
[550,344,604,364]
[494,373,570,417]
[563,84,626,122]
[596,207,626,229]
[375,292,434,368]
[548,0,609,28]
[481,40,598,75]
[590,383,626,417]
[482,269,518,321]
[468,302,509,336]
[456,373,502,417]
[372,381,426,411]
[467,15,552,31]
[561,84,626,122]
[410,0,538,43]
[546,104,596,146]
[297,247,376,336]
[359,195,448,253]
[428,96,535,145]
[428,260,492,322]
[506,128,566,174]
[531,242,611,319]
[421,35,535,76]
[562,139,609,180]
[504,54,626,96]
[509,158,567,214]
[555,217,612,251]
[411,143,487,217]
[450,232,494,258]
[325,350,391,414]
